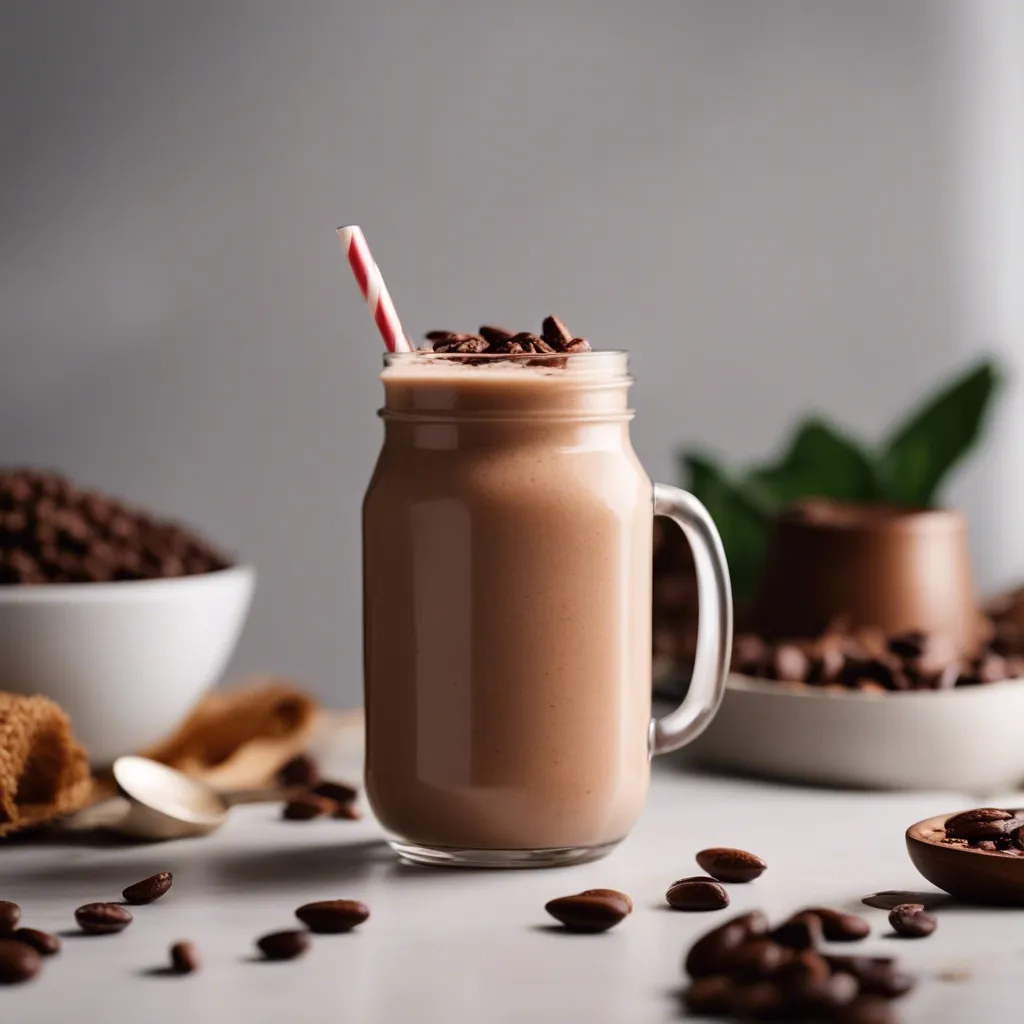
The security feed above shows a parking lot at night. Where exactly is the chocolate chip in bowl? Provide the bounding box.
[0,468,254,764]
[906,807,1024,905]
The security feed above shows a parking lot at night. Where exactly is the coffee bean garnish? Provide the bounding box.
[0,938,41,985]
[695,847,767,883]
[256,930,310,961]
[311,780,359,805]
[277,754,319,788]
[282,794,335,821]
[427,316,589,360]
[888,903,937,938]
[684,911,769,978]
[170,941,200,974]
[544,893,628,933]
[805,906,870,941]
[578,889,632,914]
[666,876,730,911]
[295,900,370,934]
[0,901,20,935]
[122,871,173,905]
[11,928,60,956]
[75,903,133,935]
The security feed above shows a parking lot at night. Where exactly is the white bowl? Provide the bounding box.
[685,673,1024,793]
[0,566,255,764]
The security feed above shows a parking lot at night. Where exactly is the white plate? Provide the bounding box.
[685,673,1024,793]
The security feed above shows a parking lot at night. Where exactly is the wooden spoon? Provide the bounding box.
[906,812,1024,905]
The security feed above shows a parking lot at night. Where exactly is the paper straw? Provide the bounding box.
[335,225,412,353]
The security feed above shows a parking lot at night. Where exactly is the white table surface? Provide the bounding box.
[2,721,1020,1023]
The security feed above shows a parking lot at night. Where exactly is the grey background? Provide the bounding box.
[1,1,1022,707]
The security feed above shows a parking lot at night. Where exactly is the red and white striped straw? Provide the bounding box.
[336,225,412,353]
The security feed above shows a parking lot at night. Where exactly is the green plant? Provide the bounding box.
[680,359,1001,603]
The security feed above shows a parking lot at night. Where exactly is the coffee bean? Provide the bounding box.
[564,337,591,353]
[170,941,200,974]
[332,802,363,820]
[0,939,41,985]
[732,634,767,675]
[731,980,786,1019]
[684,911,769,978]
[295,899,370,934]
[0,901,20,935]
[579,889,633,914]
[11,928,60,956]
[682,974,737,1015]
[277,754,319,788]
[770,911,823,949]
[805,906,870,941]
[718,938,786,980]
[122,871,173,905]
[666,876,730,911]
[256,930,310,961]
[837,995,901,1024]
[311,780,359,805]
[828,956,916,998]
[75,903,132,935]
[769,644,810,682]
[696,847,767,883]
[790,971,860,1015]
[888,903,937,938]
[944,807,1011,838]
[479,326,514,346]
[544,894,628,933]
[775,948,830,987]
[541,316,574,351]
[282,795,334,820]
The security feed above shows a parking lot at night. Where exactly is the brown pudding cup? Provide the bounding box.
[751,500,981,653]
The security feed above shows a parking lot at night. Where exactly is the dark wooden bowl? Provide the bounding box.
[906,812,1024,905]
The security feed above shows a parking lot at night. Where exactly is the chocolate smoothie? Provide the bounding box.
[363,351,653,858]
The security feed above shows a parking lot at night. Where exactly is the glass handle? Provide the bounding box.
[650,483,733,756]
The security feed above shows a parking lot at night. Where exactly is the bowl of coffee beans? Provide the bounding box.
[0,468,254,763]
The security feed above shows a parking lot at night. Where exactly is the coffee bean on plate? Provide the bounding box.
[311,781,359,805]
[805,906,870,941]
[666,876,730,911]
[75,903,133,935]
[684,911,769,978]
[0,901,20,935]
[295,900,370,934]
[277,754,319,788]
[257,930,310,961]
[695,847,767,883]
[837,995,902,1024]
[170,941,200,974]
[0,938,42,985]
[123,871,173,904]
[11,928,60,956]
[888,903,937,938]
[579,889,633,914]
[682,974,737,1015]
[332,802,363,820]
[769,643,810,682]
[281,795,335,821]
[545,893,628,933]
[770,910,824,949]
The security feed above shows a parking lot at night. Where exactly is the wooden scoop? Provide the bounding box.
[906,812,1024,905]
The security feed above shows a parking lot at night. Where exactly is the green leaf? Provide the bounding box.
[680,452,768,605]
[745,418,879,511]
[876,359,1000,507]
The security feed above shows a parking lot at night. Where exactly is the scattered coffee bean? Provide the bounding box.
[731,980,786,1019]
[277,754,319,788]
[332,802,363,820]
[282,794,335,821]
[775,948,830,987]
[0,938,41,985]
[0,902,20,935]
[122,871,173,905]
[695,847,767,883]
[75,903,133,935]
[791,971,860,1015]
[806,906,870,941]
[295,900,370,934]
[888,903,937,938]
[770,643,810,682]
[827,956,916,998]
[578,889,632,914]
[256,930,310,961]
[163,940,200,975]
[684,911,769,978]
[682,974,737,1015]
[11,928,60,956]
[311,780,359,805]
[837,995,901,1024]
[770,911,823,949]
[718,938,786,980]
[666,876,730,911]
[545,893,628,933]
